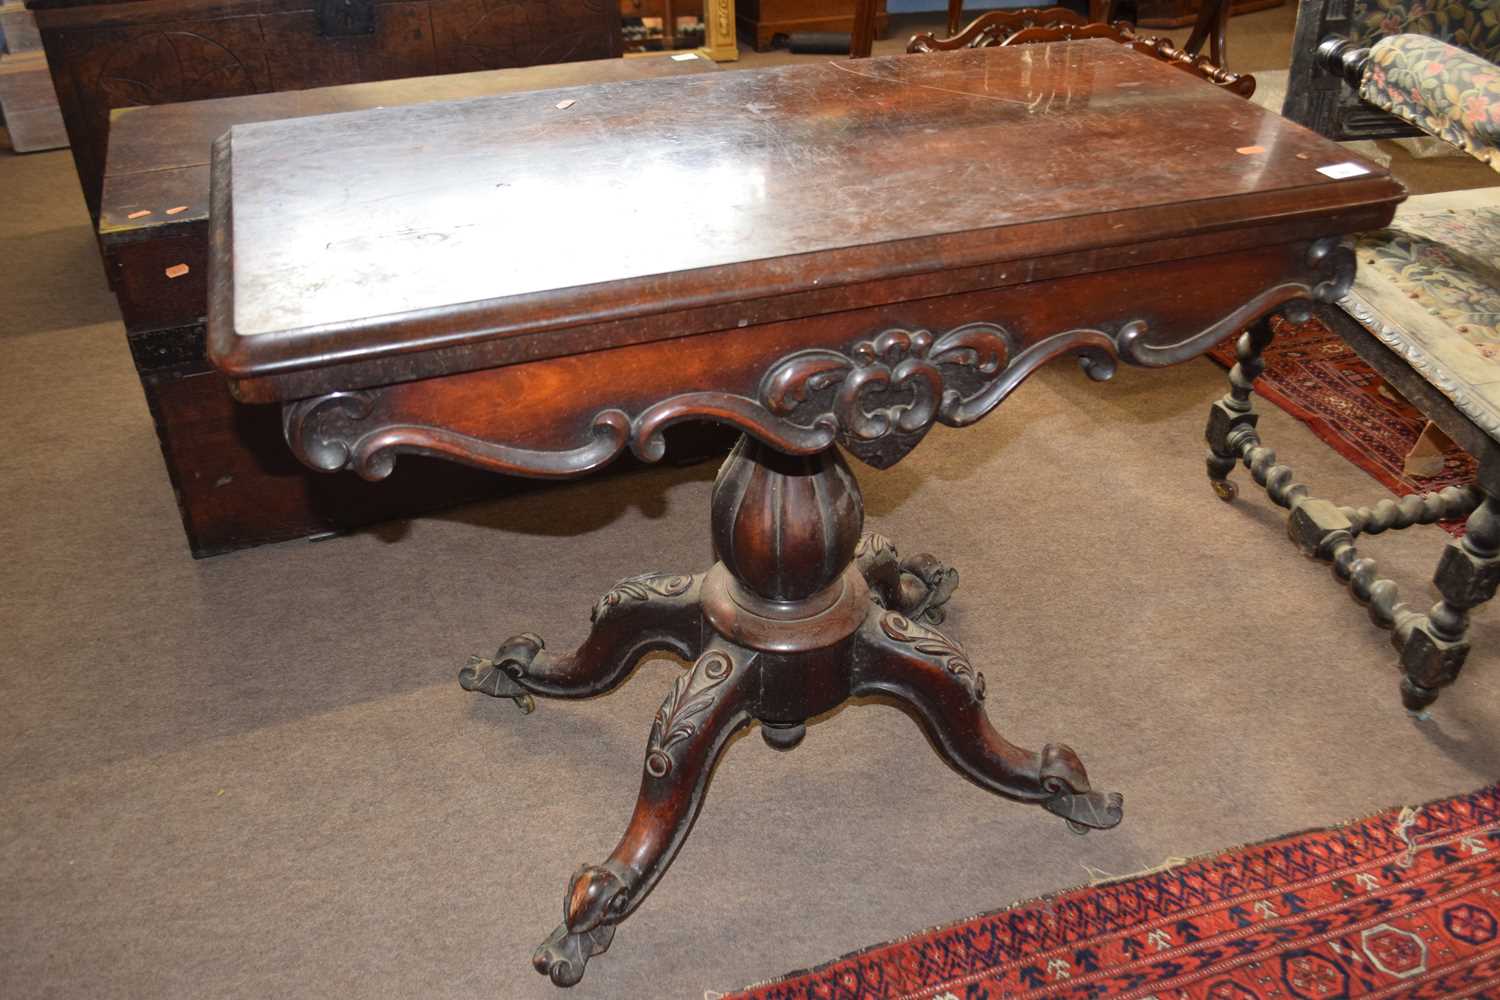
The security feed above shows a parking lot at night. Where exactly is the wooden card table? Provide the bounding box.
[206,41,1403,986]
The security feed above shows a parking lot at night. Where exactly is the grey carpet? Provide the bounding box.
[3,22,1500,1000]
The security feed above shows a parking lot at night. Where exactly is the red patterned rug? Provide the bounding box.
[730,783,1500,1000]
[1207,314,1474,536]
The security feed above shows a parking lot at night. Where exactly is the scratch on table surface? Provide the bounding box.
[824,59,1029,107]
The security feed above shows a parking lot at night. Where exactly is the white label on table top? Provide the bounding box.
[1317,161,1372,179]
[671,53,699,61]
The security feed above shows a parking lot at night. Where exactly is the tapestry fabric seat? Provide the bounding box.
[1348,0,1500,64]
[1358,33,1500,170]
[1344,188,1500,441]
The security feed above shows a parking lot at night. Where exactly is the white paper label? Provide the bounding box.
[671,53,699,61]
[1316,162,1372,179]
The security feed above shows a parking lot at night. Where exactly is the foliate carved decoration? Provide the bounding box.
[645,650,735,779]
[590,573,693,623]
[855,531,899,561]
[878,611,985,703]
[760,325,1009,468]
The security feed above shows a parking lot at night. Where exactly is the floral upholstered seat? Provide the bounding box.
[1359,33,1500,170]
[1348,0,1500,65]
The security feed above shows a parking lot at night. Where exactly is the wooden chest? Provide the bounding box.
[99,54,727,557]
[26,0,623,220]
[736,0,885,50]
[1135,0,1282,29]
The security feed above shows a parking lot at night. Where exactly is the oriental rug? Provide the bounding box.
[730,783,1500,1000]
[1207,313,1474,537]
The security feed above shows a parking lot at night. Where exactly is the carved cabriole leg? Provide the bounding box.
[850,610,1124,833]
[532,640,758,987]
[459,573,703,711]
[854,531,961,625]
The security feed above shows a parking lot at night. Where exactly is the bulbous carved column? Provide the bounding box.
[710,436,863,604]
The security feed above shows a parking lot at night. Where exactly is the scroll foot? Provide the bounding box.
[852,610,1122,831]
[532,642,757,985]
[532,865,623,987]
[1039,742,1125,832]
[854,531,960,625]
[459,637,540,713]
[460,573,703,704]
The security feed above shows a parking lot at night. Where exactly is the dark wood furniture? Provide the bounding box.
[100,53,720,557]
[207,41,1401,985]
[1137,0,1280,30]
[1281,0,1498,142]
[25,0,623,221]
[868,1,1237,66]
[738,0,884,51]
[1208,36,1500,713]
[900,5,1254,97]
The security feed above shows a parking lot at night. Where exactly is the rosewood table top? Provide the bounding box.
[208,40,1402,403]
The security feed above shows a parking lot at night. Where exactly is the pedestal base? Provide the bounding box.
[460,436,1123,986]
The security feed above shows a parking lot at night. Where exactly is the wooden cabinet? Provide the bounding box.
[1135,0,1281,30]
[737,0,886,51]
[26,0,622,219]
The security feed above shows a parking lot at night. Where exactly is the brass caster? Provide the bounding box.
[1211,479,1238,502]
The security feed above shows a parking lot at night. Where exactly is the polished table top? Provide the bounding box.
[100,53,719,243]
[208,41,1402,401]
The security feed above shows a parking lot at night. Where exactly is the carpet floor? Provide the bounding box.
[3,15,1500,1000]
[732,782,1500,999]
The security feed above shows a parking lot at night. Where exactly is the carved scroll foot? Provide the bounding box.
[851,610,1123,833]
[533,642,758,986]
[459,573,704,708]
[854,532,961,625]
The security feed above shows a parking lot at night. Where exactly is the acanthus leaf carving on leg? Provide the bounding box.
[877,611,985,703]
[644,648,736,778]
[591,573,694,624]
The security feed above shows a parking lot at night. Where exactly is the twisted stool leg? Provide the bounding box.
[532,641,757,986]
[1202,319,1493,714]
[460,572,703,711]
[853,531,960,625]
[851,609,1122,833]
[1205,315,1274,503]
[1394,489,1500,712]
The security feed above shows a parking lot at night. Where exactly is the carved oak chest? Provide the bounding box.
[25,0,622,219]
